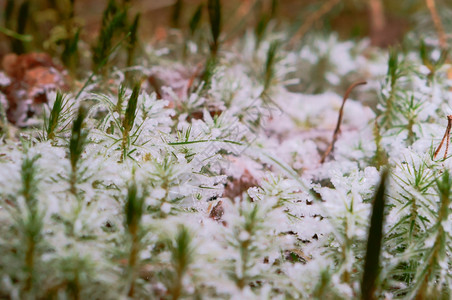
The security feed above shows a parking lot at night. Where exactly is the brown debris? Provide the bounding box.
[0,53,69,126]
[3,53,51,79]
[207,200,228,226]
[186,109,223,122]
[285,248,311,263]
[223,169,258,200]
[208,200,224,221]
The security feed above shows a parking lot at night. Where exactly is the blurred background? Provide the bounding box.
[1,0,451,56]
[0,0,451,103]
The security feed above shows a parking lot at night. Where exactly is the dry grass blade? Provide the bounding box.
[425,0,447,50]
[369,0,387,47]
[289,0,340,46]
[320,80,367,163]
[208,0,222,57]
[433,115,452,159]
[361,168,389,300]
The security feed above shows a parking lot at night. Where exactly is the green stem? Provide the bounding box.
[409,198,418,243]
[127,230,139,297]
[414,172,450,298]
[70,166,77,196]
[24,234,35,292]
[121,129,129,162]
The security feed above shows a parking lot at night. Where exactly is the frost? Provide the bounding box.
[161,202,172,214]
[0,72,11,87]
[0,21,451,299]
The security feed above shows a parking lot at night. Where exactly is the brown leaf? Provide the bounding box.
[223,169,258,200]
[1,53,69,125]
[209,200,224,221]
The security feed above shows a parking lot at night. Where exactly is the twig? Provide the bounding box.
[0,26,33,42]
[425,0,447,50]
[320,80,367,163]
[368,0,387,47]
[289,0,340,46]
[222,0,257,39]
[433,115,452,160]
[186,63,204,94]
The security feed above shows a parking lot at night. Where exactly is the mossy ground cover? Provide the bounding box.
[0,0,451,299]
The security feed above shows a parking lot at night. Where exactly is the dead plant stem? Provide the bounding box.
[320,80,367,163]
[425,0,447,50]
[433,115,452,159]
[289,0,340,46]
